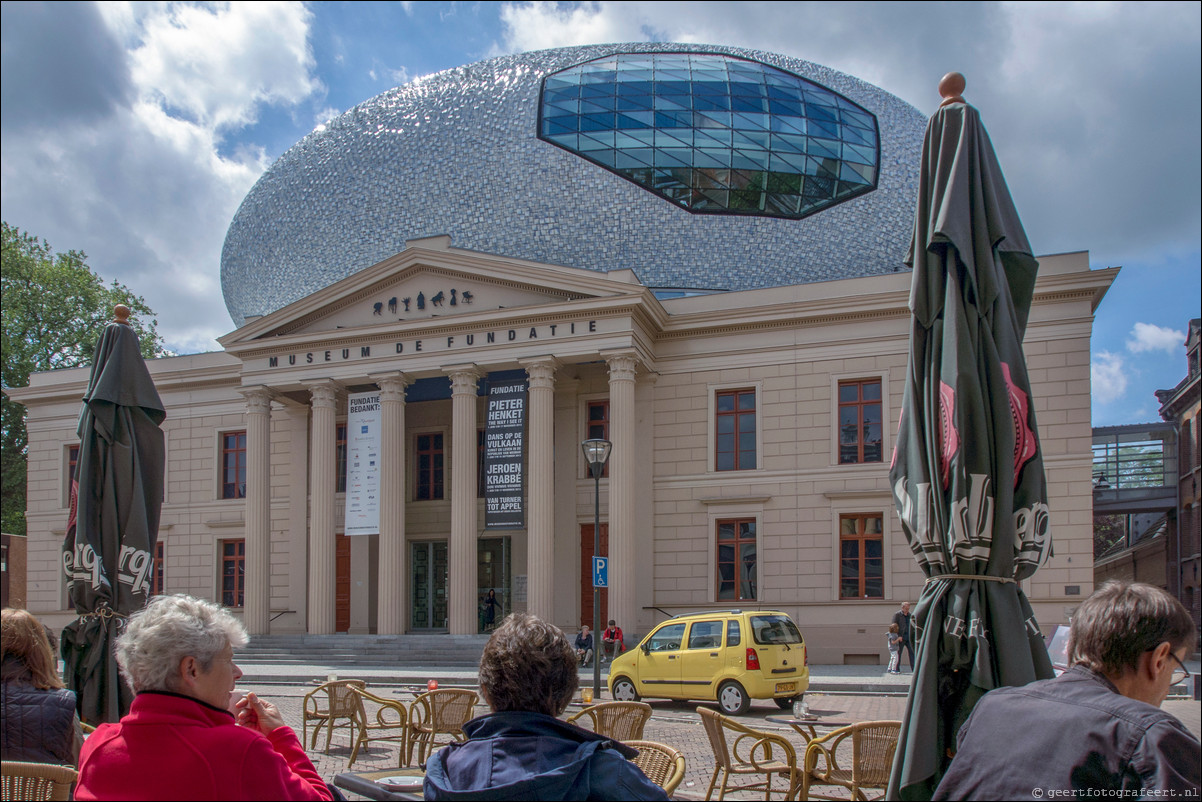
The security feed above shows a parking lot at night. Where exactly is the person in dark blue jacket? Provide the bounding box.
[424,613,667,801]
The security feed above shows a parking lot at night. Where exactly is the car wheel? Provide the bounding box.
[612,677,640,702]
[717,680,750,715]
[774,695,797,711]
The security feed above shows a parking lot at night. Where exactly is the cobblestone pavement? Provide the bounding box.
[246,680,1201,801]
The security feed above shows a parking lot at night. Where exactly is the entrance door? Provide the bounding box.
[335,534,351,632]
[477,537,510,633]
[411,541,449,630]
[580,524,608,628]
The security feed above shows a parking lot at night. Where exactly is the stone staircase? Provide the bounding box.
[238,633,490,668]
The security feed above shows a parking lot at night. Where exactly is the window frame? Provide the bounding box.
[830,373,890,468]
[62,443,80,508]
[585,399,611,478]
[219,430,248,500]
[715,517,758,602]
[219,538,245,608]
[707,381,763,474]
[413,430,446,501]
[838,512,885,600]
[336,422,348,494]
[150,540,165,596]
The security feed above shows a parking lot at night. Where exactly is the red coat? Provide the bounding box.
[75,691,332,801]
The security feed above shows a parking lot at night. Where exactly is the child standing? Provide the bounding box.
[887,622,902,674]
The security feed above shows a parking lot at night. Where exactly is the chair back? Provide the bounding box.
[851,721,900,787]
[625,740,686,796]
[327,680,368,718]
[423,688,479,734]
[569,701,652,740]
[1,761,78,802]
[697,708,734,770]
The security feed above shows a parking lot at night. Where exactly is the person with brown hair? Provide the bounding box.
[423,613,666,800]
[1,607,83,765]
[934,581,1199,799]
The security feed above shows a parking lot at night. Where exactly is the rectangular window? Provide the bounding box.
[477,429,486,498]
[586,400,610,477]
[415,433,445,500]
[220,539,245,608]
[336,423,348,493]
[68,445,80,484]
[716,389,756,471]
[716,518,757,601]
[221,431,247,499]
[150,541,165,596]
[839,513,884,599]
[838,379,883,464]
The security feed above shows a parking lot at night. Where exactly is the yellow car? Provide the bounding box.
[607,610,809,715]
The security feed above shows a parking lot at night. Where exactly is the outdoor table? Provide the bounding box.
[333,768,425,801]
[764,715,854,744]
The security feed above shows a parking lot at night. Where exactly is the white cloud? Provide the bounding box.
[495,2,655,54]
[1091,351,1129,404]
[2,1,321,354]
[1126,322,1185,354]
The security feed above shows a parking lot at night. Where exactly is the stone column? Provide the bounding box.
[305,380,340,635]
[447,365,481,635]
[373,372,410,635]
[240,387,273,635]
[522,357,558,620]
[605,353,638,636]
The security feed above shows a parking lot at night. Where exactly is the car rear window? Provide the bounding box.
[687,621,724,649]
[750,615,802,645]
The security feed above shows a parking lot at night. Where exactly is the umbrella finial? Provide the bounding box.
[114,304,131,325]
[939,72,966,106]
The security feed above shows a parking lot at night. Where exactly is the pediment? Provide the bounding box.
[222,241,644,346]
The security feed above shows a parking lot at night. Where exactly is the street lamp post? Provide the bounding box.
[581,438,612,702]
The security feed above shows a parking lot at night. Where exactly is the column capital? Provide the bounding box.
[239,386,275,414]
[445,363,481,395]
[370,371,412,402]
[603,351,640,382]
[520,356,559,390]
[303,378,343,409]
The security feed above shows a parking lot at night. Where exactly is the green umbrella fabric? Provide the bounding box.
[61,316,165,725]
[886,96,1055,800]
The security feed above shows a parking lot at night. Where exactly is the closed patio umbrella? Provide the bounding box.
[886,74,1054,800]
[61,304,165,725]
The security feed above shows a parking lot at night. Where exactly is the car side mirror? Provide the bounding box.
[641,642,651,655]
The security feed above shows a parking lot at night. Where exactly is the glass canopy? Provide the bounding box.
[539,52,880,218]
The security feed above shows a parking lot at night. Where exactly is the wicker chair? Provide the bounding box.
[698,708,800,801]
[347,687,411,768]
[625,740,686,796]
[801,720,900,801]
[566,701,652,741]
[1,761,78,802]
[302,679,366,754]
[406,688,479,765]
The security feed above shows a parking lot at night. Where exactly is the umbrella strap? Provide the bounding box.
[78,607,128,621]
[926,573,1015,584]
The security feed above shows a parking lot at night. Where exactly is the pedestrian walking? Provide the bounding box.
[887,623,902,674]
[891,602,913,671]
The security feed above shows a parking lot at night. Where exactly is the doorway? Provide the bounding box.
[411,541,448,630]
[477,537,511,633]
[335,534,351,632]
[580,524,608,629]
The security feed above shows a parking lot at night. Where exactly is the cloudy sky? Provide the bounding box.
[2,1,1198,426]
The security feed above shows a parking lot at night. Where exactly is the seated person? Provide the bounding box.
[574,624,594,667]
[934,581,1199,799]
[1,608,83,765]
[75,594,332,801]
[600,620,624,663]
[424,613,667,800]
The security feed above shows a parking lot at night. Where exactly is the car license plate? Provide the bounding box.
[775,682,796,693]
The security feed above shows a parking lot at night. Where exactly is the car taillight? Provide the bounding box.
[804,645,809,667]
[746,648,760,671]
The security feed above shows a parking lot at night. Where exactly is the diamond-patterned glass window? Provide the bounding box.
[539,52,879,219]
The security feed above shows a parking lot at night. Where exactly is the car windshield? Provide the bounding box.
[750,615,802,645]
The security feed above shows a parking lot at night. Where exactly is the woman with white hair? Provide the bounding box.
[75,594,331,801]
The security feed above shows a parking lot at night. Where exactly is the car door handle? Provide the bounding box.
[668,655,676,660]
[709,652,719,657]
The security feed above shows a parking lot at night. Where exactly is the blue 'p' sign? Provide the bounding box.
[593,556,608,588]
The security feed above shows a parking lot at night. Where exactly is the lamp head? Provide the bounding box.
[581,438,612,478]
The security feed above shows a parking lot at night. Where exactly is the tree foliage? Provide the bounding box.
[1,222,167,535]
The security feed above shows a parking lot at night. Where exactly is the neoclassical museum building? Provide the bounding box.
[9,44,1114,663]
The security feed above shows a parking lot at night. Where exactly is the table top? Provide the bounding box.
[333,768,425,801]
[764,715,854,728]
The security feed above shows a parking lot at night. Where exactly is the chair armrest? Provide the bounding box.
[733,730,797,769]
[356,688,408,727]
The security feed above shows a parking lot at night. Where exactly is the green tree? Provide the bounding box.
[1,222,167,535]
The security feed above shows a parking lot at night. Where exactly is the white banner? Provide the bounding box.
[344,391,382,536]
